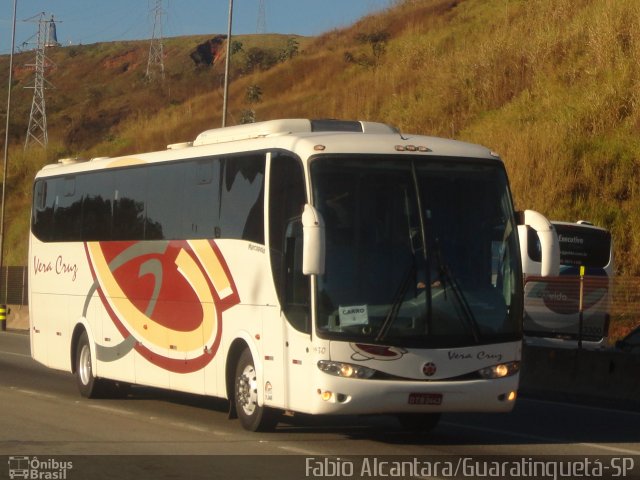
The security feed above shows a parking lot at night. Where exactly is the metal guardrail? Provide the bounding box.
[523,274,640,345]
[0,266,28,306]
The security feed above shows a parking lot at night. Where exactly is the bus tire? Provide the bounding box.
[234,349,278,432]
[396,412,441,433]
[75,331,101,398]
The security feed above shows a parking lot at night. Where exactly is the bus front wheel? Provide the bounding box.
[234,349,278,432]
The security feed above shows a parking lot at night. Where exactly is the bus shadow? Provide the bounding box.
[118,384,230,412]
[115,385,640,447]
[274,409,640,446]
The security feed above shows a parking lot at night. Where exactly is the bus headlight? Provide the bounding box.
[317,360,376,379]
[478,361,520,379]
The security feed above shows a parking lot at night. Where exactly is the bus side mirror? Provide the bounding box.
[302,204,325,275]
[517,209,560,277]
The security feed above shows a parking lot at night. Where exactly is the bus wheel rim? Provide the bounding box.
[237,364,257,416]
[79,344,91,386]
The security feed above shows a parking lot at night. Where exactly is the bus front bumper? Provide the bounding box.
[305,374,519,416]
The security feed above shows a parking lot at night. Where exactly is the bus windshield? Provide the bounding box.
[311,156,523,348]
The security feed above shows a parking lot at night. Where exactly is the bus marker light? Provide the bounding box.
[498,391,517,402]
[321,391,333,401]
[314,145,326,151]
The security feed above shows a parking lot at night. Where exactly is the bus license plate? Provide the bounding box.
[408,393,442,405]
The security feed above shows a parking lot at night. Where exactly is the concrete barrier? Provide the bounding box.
[520,345,640,410]
[6,305,29,331]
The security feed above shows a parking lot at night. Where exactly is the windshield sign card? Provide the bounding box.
[339,305,369,326]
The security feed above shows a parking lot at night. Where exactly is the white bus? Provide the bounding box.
[29,119,557,432]
[519,220,614,349]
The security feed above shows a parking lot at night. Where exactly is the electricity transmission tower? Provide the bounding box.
[24,13,57,150]
[146,0,166,81]
[257,0,266,34]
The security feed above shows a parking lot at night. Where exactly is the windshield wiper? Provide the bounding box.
[432,239,482,343]
[375,261,415,342]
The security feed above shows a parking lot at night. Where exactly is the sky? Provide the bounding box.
[0,0,393,54]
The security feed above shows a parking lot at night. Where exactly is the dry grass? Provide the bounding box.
[2,0,640,281]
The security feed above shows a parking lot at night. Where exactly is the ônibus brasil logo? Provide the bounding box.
[85,240,240,373]
[8,456,72,479]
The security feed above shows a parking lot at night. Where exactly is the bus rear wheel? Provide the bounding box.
[396,412,441,433]
[234,349,278,432]
[75,331,100,398]
[75,331,130,399]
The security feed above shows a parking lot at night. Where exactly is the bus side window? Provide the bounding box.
[53,176,82,241]
[219,154,265,244]
[146,162,186,240]
[80,171,114,241]
[268,154,309,333]
[112,168,147,241]
[184,158,221,239]
[32,179,55,241]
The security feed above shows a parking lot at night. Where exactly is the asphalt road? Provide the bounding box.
[1,330,639,479]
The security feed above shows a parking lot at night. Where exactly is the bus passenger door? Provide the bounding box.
[266,152,311,411]
[281,222,313,412]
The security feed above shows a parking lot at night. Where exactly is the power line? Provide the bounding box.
[146,0,165,81]
[24,13,57,150]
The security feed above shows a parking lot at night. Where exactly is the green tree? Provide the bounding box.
[246,85,263,104]
[279,38,299,62]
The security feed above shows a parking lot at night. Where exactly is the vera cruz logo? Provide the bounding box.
[84,239,240,373]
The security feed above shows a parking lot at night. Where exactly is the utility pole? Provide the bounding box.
[222,0,233,127]
[24,13,56,150]
[146,0,166,81]
[0,0,18,331]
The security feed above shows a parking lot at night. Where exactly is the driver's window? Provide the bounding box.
[268,154,309,333]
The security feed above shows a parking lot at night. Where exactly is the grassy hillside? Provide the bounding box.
[1,0,639,283]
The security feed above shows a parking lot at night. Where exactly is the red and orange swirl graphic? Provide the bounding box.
[85,239,240,373]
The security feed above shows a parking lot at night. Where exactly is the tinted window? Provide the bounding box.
[268,154,307,330]
[146,163,186,240]
[32,180,54,241]
[555,224,612,268]
[80,171,113,241]
[53,176,82,241]
[219,155,265,244]
[527,224,612,268]
[31,153,267,244]
[112,168,147,240]
[184,158,221,239]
